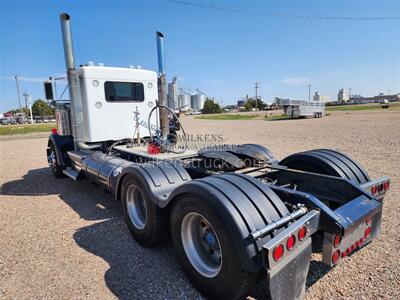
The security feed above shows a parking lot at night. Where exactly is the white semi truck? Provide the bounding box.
[46,13,390,299]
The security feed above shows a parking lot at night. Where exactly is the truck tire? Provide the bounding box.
[279,149,370,185]
[121,175,168,247]
[48,142,65,178]
[170,196,258,300]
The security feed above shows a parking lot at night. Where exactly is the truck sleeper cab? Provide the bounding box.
[78,66,159,143]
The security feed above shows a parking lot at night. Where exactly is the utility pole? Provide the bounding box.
[23,91,34,124]
[306,84,312,101]
[255,82,259,110]
[15,75,23,113]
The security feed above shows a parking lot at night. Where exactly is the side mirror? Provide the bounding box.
[44,80,54,100]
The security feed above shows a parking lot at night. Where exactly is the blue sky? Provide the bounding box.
[1,0,399,112]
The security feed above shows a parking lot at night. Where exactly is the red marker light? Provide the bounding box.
[364,227,372,239]
[332,250,341,264]
[273,244,284,262]
[286,235,296,251]
[371,185,377,195]
[333,234,341,248]
[383,181,390,191]
[298,226,307,241]
[51,128,57,135]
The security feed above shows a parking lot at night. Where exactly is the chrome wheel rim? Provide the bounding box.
[49,150,57,171]
[181,212,222,278]
[126,184,147,230]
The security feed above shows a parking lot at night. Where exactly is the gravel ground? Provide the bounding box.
[1,110,399,299]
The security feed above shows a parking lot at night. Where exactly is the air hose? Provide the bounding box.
[147,104,188,154]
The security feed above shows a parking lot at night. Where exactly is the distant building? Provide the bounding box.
[237,100,245,107]
[338,88,350,102]
[350,94,400,104]
[313,91,331,103]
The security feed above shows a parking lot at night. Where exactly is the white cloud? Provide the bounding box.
[281,77,311,85]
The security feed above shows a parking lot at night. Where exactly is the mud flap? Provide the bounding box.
[266,238,311,300]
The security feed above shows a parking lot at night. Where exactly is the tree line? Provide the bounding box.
[202,97,268,114]
[6,100,55,116]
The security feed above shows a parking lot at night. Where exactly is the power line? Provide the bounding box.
[167,0,400,21]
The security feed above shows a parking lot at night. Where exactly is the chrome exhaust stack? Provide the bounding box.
[60,13,84,148]
[156,31,169,139]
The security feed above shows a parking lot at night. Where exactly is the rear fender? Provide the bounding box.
[47,134,74,167]
[114,160,191,206]
[168,173,291,272]
[168,180,260,272]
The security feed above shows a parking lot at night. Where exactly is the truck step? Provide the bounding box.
[67,150,87,171]
[63,168,81,181]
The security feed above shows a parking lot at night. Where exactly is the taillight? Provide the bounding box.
[298,226,307,241]
[364,227,372,239]
[332,250,341,264]
[273,244,284,261]
[371,185,377,195]
[51,128,57,135]
[286,235,296,251]
[383,181,390,191]
[333,234,341,248]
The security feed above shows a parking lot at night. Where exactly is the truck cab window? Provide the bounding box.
[104,81,144,102]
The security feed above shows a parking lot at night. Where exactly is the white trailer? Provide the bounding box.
[280,99,325,118]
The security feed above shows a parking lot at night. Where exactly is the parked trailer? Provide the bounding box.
[46,13,390,300]
[281,99,325,118]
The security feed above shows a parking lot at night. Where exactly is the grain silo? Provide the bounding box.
[178,90,191,111]
[168,78,178,109]
[191,90,206,111]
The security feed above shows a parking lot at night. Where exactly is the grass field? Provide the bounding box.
[264,114,292,121]
[195,114,257,120]
[196,113,299,121]
[0,123,54,136]
[326,102,400,111]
